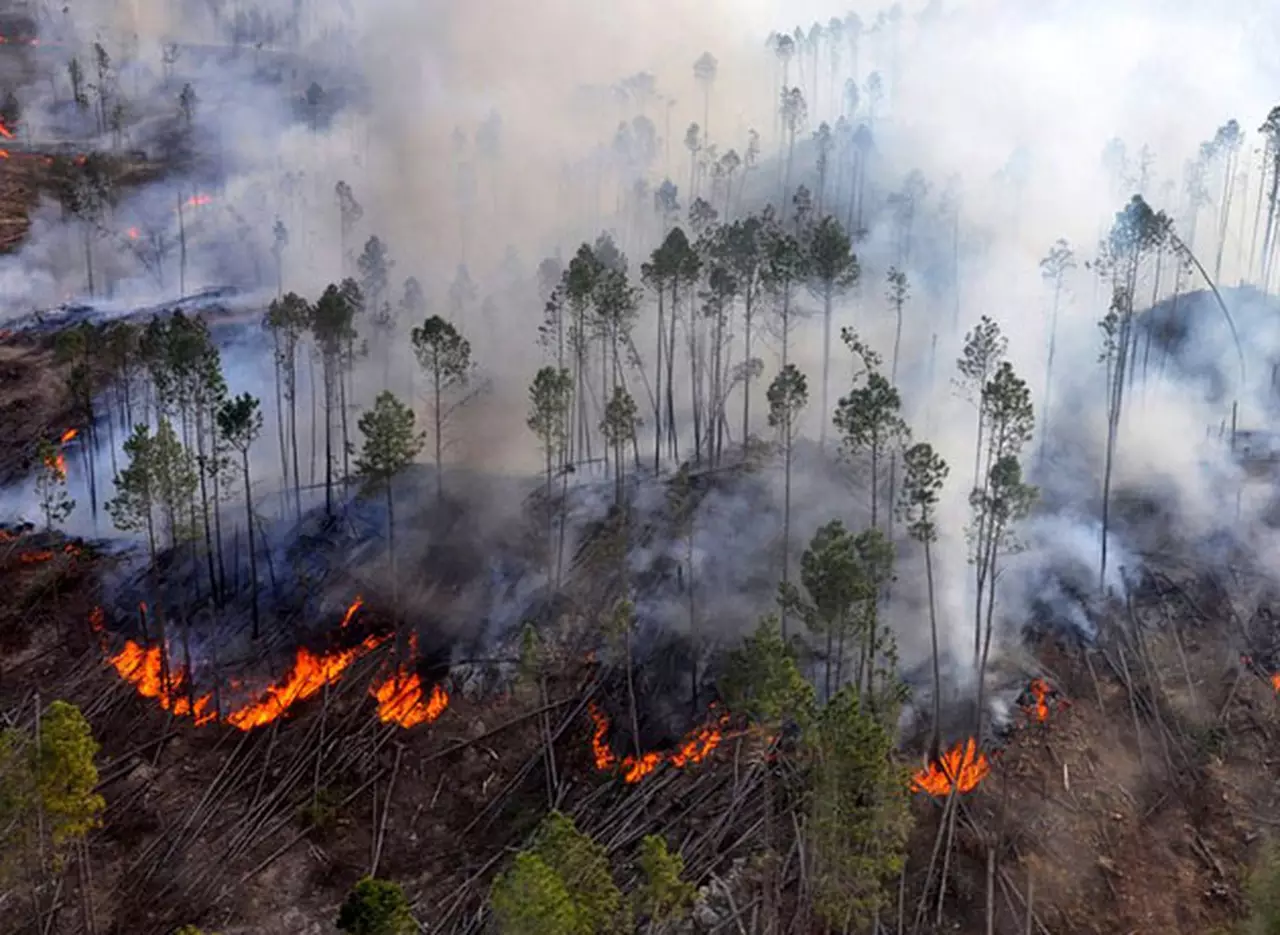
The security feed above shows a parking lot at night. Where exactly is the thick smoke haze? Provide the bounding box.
[5,0,1280,712]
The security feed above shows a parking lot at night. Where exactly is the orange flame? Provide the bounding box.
[19,550,54,564]
[1270,672,1280,693]
[1027,678,1050,722]
[0,121,12,140]
[186,194,212,207]
[340,596,364,628]
[127,227,139,240]
[224,634,386,731]
[588,703,730,784]
[43,428,76,481]
[96,600,391,731]
[106,640,216,726]
[371,672,448,728]
[0,150,9,159]
[911,738,990,796]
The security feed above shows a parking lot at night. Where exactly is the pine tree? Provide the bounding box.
[355,392,424,599]
[107,424,158,559]
[807,687,912,931]
[600,386,639,505]
[410,316,475,506]
[336,877,414,935]
[805,215,859,450]
[718,615,814,726]
[768,363,808,636]
[527,367,574,552]
[216,393,264,638]
[634,835,696,931]
[312,284,357,516]
[898,442,948,759]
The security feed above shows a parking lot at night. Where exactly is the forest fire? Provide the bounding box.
[90,597,454,732]
[911,738,991,796]
[588,703,732,784]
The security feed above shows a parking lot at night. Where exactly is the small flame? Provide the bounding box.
[127,227,140,240]
[1027,678,1051,722]
[911,738,991,796]
[19,550,54,564]
[371,673,448,728]
[340,596,364,628]
[1270,673,1280,693]
[588,703,730,784]
[0,121,13,140]
[0,150,9,159]
[185,194,212,207]
[43,428,77,481]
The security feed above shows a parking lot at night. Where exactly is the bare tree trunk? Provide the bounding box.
[243,448,259,639]
[820,286,832,450]
[653,289,664,472]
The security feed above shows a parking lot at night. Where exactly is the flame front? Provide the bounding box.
[106,640,216,726]
[97,601,391,731]
[225,635,386,731]
[588,703,730,784]
[911,738,990,796]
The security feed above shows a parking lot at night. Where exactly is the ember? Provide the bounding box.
[588,703,732,784]
[911,738,991,796]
